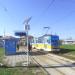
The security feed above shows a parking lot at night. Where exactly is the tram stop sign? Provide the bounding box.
[25,25,30,31]
[15,32,26,36]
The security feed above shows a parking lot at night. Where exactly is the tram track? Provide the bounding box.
[31,51,75,75]
[31,57,50,75]
[46,54,75,70]
[45,54,75,75]
[32,55,65,75]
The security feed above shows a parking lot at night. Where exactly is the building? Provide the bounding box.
[62,39,75,45]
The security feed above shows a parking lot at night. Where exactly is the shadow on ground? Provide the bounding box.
[52,48,75,54]
[30,50,49,56]
[5,52,27,56]
[0,62,75,69]
[5,50,49,56]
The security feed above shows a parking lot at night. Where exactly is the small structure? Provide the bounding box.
[4,37,18,55]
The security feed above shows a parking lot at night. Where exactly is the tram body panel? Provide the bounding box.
[32,35,60,51]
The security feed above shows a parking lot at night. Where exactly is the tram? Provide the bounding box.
[31,34,60,51]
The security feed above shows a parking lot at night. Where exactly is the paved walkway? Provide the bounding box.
[3,54,27,66]
[3,46,28,66]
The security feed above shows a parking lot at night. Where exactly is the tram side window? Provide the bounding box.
[47,40,51,44]
[51,40,59,46]
[38,39,43,43]
[31,39,34,43]
[36,40,38,43]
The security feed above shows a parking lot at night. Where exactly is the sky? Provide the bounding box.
[0,0,75,39]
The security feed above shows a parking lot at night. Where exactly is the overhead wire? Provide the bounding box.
[50,0,75,24]
[49,0,75,37]
[51,6,75,25]
[38,0,75,25]
[38,0,55,20]
[37,0,75,36]
[41,0,55,15]
[36,0,55,36]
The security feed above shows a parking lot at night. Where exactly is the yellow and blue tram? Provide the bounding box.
[31,34,60,51]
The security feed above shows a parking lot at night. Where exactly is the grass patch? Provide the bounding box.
[0,68,33,75]
[0,48,4,62]
[0,67,47,75]
[53,44,75,60]
[61,44,75,50]
[59,44,75,55]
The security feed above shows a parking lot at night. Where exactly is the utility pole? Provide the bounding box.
[3,27,6,37]
[23,17,31,66]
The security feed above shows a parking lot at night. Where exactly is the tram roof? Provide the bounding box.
[39,34,59,38]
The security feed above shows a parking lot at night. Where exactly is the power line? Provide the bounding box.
[52,9,75,26]
[36,0,55,27]
[42,0,55,15]
[38,0,55,19]
[46,0,75,25]
[36,0,55,35]
[40,0,75,26]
